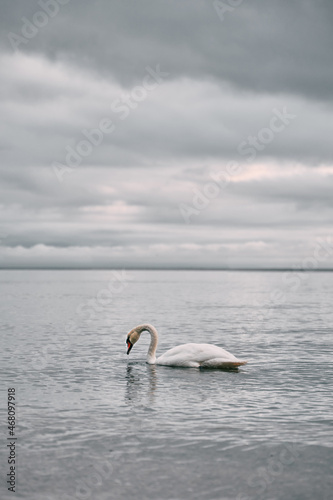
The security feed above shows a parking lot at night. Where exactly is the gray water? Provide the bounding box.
[0,270,332,500]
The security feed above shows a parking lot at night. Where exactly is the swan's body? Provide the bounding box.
[126,324,247,369]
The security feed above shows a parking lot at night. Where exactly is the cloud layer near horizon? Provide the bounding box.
[1,0,333,268]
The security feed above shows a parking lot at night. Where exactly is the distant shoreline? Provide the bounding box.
[1,267,333,272]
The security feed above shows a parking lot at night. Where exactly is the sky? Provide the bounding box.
[0,0,333,269]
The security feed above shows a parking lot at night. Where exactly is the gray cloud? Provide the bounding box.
[0,0,332,268]
[2,0,333,100]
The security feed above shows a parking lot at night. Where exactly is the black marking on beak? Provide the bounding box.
[126,339,133,355]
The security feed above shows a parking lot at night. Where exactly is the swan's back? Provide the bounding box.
[156,343,247,368]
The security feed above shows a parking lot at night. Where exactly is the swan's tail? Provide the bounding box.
[200,359,247,369]
[231,360,247,367]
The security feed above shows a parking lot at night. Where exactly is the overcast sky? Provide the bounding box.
[0,0,332,268]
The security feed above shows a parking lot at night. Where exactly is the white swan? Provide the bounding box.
[126,324,247,369]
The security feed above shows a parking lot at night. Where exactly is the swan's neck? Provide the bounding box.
[137,324,158,364]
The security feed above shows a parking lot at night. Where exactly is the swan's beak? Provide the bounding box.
[126,339,133,355]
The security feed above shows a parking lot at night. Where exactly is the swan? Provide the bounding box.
[126,324,247,369]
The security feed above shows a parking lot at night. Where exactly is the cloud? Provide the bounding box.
[0,1,332,268]
[2,0,333,100]
[1,52,332,173]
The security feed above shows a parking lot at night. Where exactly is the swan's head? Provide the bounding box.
[126,328,141,355]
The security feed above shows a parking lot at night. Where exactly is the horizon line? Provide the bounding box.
[1,267,333,272]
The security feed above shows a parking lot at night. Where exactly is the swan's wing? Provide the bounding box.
[156,343,246,368]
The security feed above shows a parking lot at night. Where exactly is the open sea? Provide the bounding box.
[0,269,332,500]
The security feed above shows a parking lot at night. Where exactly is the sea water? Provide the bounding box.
[0,270,332,499]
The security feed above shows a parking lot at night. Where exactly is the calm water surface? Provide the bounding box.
[0,270,332,500]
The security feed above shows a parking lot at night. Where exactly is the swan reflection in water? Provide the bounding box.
[124,364,158,440]
[125,363,157,406]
